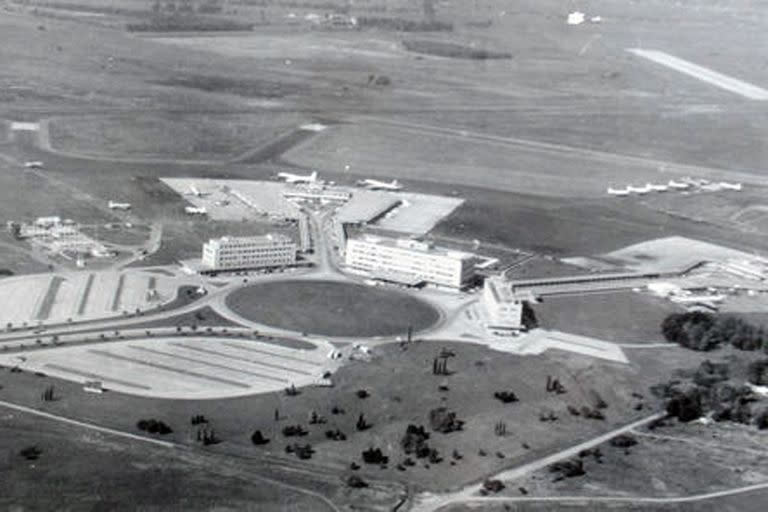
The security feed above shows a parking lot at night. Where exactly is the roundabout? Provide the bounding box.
[224,279,441,338]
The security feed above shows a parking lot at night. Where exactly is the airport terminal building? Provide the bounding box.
[202,234,297,271]
[345,235,475,289]
[482,276,523,333]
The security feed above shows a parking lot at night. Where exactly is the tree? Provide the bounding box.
[748,360,768,386]
[251,430,270,445]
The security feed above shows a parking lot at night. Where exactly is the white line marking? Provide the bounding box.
[628,48,768,100]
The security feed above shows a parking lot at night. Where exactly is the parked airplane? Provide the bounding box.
[23,161,43,169]
[627,184,652,195]
[683,177,710,187]
[277,171,318,184]
[356,178,403,191]
[667,179,691,190]
[108,200,132,210]
[646,183,669,192]
[607,187,630,196]
[184,206,207,215]
[719,181,743,191]
[186,185,209,197]
[700,183,724,192]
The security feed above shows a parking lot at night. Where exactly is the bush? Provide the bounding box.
[401,424,430,455]
[665,388,704,422]
[20,445,42,460]
[748,360,768,386]
[428,407,464,433]
[346,475,368,488]
[482,479,505,493]
[609,434,638,448]
[251,430,269,445]
[493,391,518,404]
[137,419,173,435]
[361,447,388,465]
[549,458,585,480]
[282,425,308,437]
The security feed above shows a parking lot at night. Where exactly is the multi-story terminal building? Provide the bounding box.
[344,235,475,289]
[202,234,297,271]
[482,276,523,333]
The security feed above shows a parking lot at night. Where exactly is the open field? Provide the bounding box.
[0,413,329,512]
[226,280,440,337]
[0,339,673,492]
[533,292,680,343]
[509,421,768,499]
[48,112,307,160]
[0,336,333,399]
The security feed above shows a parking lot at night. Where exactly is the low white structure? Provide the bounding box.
[345,235,475,289]
[482,276,523,333]
[282,184,351,203]
[202,234,297,271]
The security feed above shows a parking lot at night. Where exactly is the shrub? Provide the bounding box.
[251,430,269,445]
[346,475,368,488]
[361,447,388,465]
[609,434,638,449]
[428,407,464,433]
[493,391,518,404]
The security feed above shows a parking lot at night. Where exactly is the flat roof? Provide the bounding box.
[350,235,474,260]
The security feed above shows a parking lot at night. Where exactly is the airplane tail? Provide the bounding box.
[310,171,318,181]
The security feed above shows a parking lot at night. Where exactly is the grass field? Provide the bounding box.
[0,339,674,492]
[0,413,332,511]
[49,112,307,160]
[533,292,679,343]
[225,280,441,337]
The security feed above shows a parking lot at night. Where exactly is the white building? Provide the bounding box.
[482,276,523,333]
[202,234,297,270]
[345,235,476,289]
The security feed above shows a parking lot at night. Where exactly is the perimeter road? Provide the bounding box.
[628,49,768,100]
[413,412,665,512]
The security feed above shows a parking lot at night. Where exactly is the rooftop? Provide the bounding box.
[352,235,474,261]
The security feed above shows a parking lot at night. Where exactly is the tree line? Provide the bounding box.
[661,312,767,352]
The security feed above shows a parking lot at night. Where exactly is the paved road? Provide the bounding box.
[412,412,665,512]
[446,482,768,508]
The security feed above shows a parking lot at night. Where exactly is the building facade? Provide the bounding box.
[482,276,523,333]
[202,234,297,270]
[345,235,475,289]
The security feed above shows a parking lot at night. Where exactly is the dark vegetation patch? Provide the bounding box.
[127,15,254,32]
[403,40,511,60]
[151,74,303,98]
[357,17,452,32]
[661,312,767,352]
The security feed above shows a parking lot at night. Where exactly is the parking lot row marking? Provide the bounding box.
[169,342,313,376]
[44,363,152,390]
[127,345,289,384]
[88,349,251,388]
[221,341,324,367]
